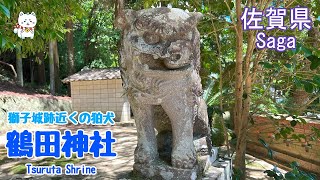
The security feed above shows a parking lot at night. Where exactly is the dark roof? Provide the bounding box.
[62,68,121,83]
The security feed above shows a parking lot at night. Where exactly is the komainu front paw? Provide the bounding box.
[134,145,158,164]
[172,148,196,169]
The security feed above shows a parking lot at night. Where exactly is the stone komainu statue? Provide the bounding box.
[119,7,211,178]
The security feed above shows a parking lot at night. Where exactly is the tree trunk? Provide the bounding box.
[30,59,34,85]
[233,0,243,147]
[49,41,55,95]
[16,44,23,87]
[84,0,99,65]
[114,0,125,29]
[233,1,258,177]
[289,89,309,115]
[66,20,75,75]
[53,40,60,93]
[114,0,125,82]
[233,0,245,178]
[37,52,46,85]
[234,35,255,180]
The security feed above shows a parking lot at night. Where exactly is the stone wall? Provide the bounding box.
[247,115,320,176]
[71,79,125,121]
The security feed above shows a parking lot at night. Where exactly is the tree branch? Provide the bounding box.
[0,60,17,78]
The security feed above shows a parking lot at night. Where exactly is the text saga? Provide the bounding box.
[256,32,296,52]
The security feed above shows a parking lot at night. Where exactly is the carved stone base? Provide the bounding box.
[132,135,212,180]
[133,161,201,180]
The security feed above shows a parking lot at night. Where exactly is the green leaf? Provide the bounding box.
[293,78,303,88]
[267,149,274,159]
[3,0,14,9]
[264,170,277,177]
[314,50,320,57]
[0,34,6,48]
[262,62,273,69]
[291,134,300,141]
[56,32,65,41]
[275,133,281,140]
[285,172,296,180]
[258,138,268,148]
[302,80,314,93]
[290,161,300,168]
[301,46,312,57]
[288,50,294,56]
[310,136,316,141]
[297,117,307,124]
[284,63,292,71]
[7,41,15,49]
[285,66,293,73]
[313,75,320,87]
[1,36,6,48]
[291,43,301,54]
[0,3,10,18]
[307,55,320,70]
[259,138,274,159]
[311,127,320,137]
[290,120,297,127]
[280,127,293,139]
[298,134,306,139]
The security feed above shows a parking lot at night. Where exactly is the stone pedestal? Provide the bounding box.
[133,155,223,180]
[133,161,200,180]
[133,137,213,180]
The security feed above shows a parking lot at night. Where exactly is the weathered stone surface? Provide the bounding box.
[203,158,233,180]
[119,7,211,179]
[202,166,224,180]
[133,161,199,180]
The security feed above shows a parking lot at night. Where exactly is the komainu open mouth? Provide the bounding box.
[136,52,191,73]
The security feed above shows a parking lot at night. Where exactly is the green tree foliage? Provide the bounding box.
[0,0,319,177]
[211,113,226,147]
[0,0,84,55]
[0,0,16,49]
[58,0,120,74]
[82,0,120,68]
